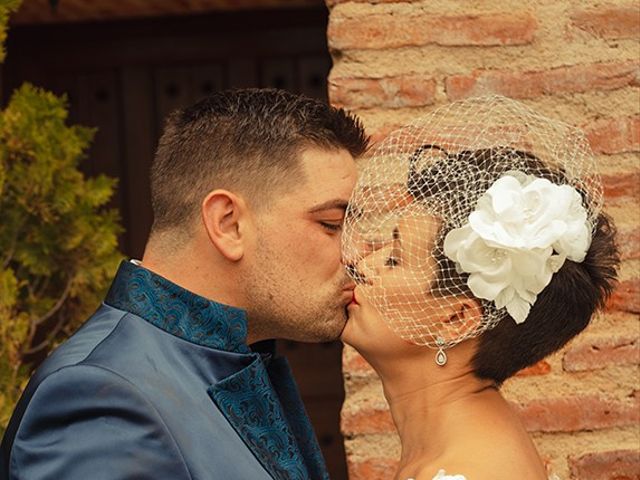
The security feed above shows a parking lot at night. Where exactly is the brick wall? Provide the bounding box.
[326,1,640,478]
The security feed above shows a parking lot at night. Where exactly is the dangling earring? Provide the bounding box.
[435,337,447,366]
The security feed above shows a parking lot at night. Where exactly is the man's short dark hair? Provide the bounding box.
[150,88,369,234]
[411,147,620,385]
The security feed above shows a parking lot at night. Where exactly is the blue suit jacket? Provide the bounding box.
[1,261,329,480]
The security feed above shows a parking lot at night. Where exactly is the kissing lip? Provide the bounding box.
[349,290,359,306]
[342,284,358,306]
[342,282,357,292]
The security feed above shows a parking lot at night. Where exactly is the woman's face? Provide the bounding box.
[341,212,449,356]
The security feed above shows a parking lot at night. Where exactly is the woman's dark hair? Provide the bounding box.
[409,145,620,385]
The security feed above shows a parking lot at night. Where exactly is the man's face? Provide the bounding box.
[243,147,358,342]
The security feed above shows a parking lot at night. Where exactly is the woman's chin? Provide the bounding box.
[339,320,353,346]
[340,305,359,345]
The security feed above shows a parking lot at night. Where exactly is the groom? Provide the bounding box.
[0,89,368,479]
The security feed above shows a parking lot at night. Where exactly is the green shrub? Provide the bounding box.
[0,1,123,432]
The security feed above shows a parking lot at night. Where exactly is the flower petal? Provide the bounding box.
[467,272,509,301]
[505,295,532,324]
[443,226,474,261]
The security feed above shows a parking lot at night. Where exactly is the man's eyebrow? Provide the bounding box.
[308,200,349,213]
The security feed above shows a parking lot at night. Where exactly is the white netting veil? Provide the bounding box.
[342,96,602,359]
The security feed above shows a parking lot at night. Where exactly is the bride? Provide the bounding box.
[340,97,619,480]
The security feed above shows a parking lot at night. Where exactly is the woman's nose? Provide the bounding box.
[342,228,373,264]
[343,228,392,284]
[350,246,388,284]
[346,263,368,285]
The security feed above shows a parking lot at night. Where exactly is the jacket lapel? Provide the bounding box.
[267,357,330,480]
[208,354,309,480]
[106,263,328,479]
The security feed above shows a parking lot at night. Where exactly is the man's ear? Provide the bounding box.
[201,189,248,262]
[441,298,483,340]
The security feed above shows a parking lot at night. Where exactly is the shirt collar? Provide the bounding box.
[105,260,250,354]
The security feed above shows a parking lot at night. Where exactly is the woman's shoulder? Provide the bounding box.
[417,419,548,479]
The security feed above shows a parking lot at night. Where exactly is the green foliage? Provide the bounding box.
[0,0,20,63]
[0,82,123,430]
[0,0,122,435]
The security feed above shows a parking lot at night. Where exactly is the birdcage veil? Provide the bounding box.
[342,95,602,364]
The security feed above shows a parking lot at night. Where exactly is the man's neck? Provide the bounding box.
[140,244,245,311]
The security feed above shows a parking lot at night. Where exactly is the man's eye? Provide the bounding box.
[385,256,400,267]
[320,222,342,232]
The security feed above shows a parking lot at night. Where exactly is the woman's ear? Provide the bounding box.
[201,189,248,262]
[442,298,483,340]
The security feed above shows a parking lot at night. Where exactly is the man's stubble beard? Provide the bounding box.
[244,249,348,343]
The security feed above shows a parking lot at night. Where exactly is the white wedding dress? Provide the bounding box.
[432,471,466,480]
[407,470,561,480]
[406,471,465,480]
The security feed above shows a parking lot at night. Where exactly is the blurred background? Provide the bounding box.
[1,1,349,478]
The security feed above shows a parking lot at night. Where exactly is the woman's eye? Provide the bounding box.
[321,222,342,232]
[385,256,400,267]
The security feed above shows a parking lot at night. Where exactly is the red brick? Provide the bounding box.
[369,123,402,146]
[330,75,436,109]
[585,116,640,154]
[327,0,403,5]
[347,457,398,480]
[344,393,640,443]
[563,335,640,372]
[446,61,640,100]
[341,405,394,436]
[618,227,640,260]
[515,360,551,376]
[571,7,640,40]
[343,349,376,377]
[569,449,640,480]
[328,12,536,50]
[601,171,640,200]
[370,122,538,153]
[514,393,640,433]
[608,279,640,314]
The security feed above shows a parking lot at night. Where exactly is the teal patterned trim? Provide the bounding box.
[208,356,308,480]
[267,358,330,480]
[105,260,250,353]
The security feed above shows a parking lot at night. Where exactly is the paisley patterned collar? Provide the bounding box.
[105,260,250,354]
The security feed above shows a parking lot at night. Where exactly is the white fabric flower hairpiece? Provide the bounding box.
[443,171,591,324]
